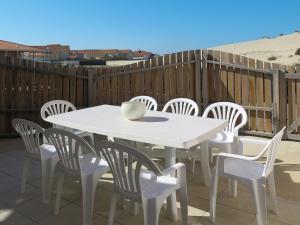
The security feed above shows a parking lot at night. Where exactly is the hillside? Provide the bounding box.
[211,32,300,65]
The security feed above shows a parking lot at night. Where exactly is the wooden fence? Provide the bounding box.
[1,49,300,139]
[0,55,89,136]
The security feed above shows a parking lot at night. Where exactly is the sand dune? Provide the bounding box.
[211,32,300,65]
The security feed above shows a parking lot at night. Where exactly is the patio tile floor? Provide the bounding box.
[0,137,299,225]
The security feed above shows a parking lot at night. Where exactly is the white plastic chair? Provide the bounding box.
[41,100,94,145]
[210,127,285,225]
[202,102,247,156]
[44,128,110,225]
[142,98,200,171]
[130,96,158,111]
[12,119,59,204]
[162,98,199,116]
[96,141,188,225]
[128,96,158,150]
[203,102,247,196]
[113,96,158,147]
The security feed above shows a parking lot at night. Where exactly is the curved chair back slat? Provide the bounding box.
[41,100,77,120]
[203,102,247,136]
[12,119,45,158]
[130,96,158,111]
[96,141,162,201]
[262,127,285,177]
[45,128,94,177]
[162,98,199,116]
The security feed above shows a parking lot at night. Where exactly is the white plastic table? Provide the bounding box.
[44,104,227,221]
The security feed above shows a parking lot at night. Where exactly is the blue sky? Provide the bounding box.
[1,0,300,54]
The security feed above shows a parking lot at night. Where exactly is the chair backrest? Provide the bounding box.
[44,128,94,177]
[162,98,199,116]
[259,127,285,177]
[95,141,162,201]
[202,102,247,136]
[12,119,45,158]
[41,100,76,120]
[130,96,158,111]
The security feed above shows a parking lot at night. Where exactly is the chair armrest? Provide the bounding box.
[240,137,270,146]
[218,152,257,161]
[162,162,186,176]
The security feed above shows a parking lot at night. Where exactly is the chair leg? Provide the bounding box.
[252,180,267,225]
[108,193,118,225]
[179,185,188,225]
[142,198,163,225]
[228,180,237,198]
[200,141,211,187]
[227,143,238,198]
[21,157,30,194]
[81,174,99,225]
[192,159,196,173]
[130,201,139,216]
[210,167,218,223]
[54,173,64,215]
[89,133,95,147]
[267,171,278,214]
[41,158,57,203]
[209,149,214,163]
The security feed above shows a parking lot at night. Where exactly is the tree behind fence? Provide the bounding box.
[1,49,299,138]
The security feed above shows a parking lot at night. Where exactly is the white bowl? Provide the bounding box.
[121,101,146,120]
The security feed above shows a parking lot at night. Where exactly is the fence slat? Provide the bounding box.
[227,53,234,101]
[241,56,249,130]
[157,56,164,103]
[263,62,272,133]
[188,50,195,100]
[256,60,264,132]
[234,54,242,104]
[202,50,208,108]
[182,51,189,98]
[163,54,170,102]
[207,50,214,102]
[62,64,70,103]
[214,51,222,102]
[175,52,183,98]
[170,53,177,100]
[144,60,152,98]
[220,51,228,100]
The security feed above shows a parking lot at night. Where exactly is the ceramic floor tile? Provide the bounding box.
[0,172,20,194]
[251,217,290,225]
[0,185,39,208]
[0,203,33,225]
[268,197,300,225]
[39,203,99,225]
[15,195,70,222]
[199,201,255,225]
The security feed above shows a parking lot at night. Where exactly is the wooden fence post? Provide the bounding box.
[88,69,96,107]
[273,69,287,135]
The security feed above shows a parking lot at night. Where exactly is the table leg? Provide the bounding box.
[200,141,211,187]
[165,146,178,221]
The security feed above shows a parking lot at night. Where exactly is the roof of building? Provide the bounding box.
[132,50,153,57]
[0,40,44,52]
[71,49,132,55]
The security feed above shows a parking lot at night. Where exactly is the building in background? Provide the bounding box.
[132,50,154,60]
[70,49,133,60]
[32,44,70,61]
[0,39,155,63]
[0,40,44,60]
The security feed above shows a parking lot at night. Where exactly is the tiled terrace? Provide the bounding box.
[0,137,299,225]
